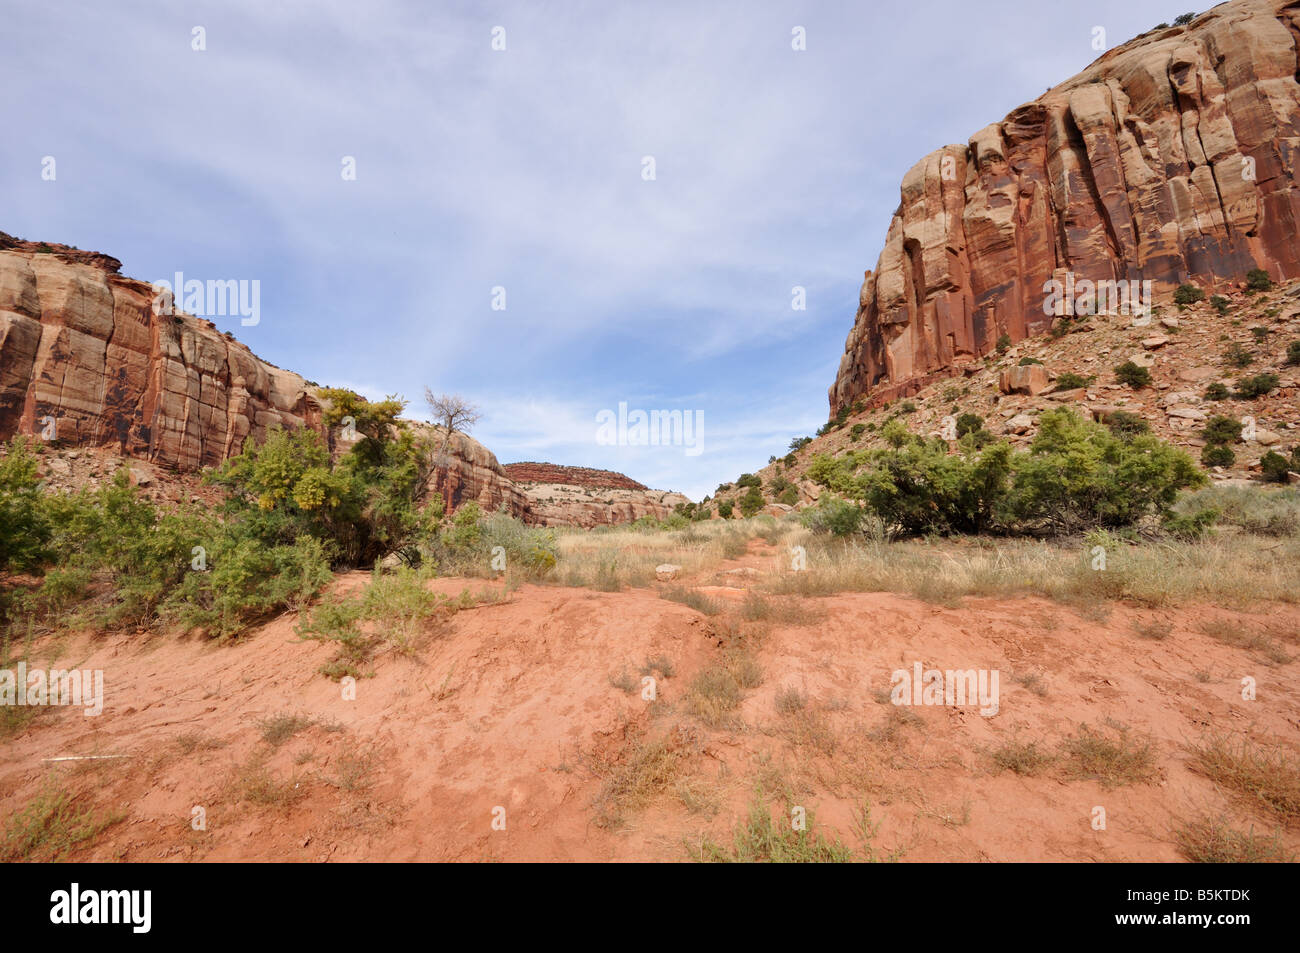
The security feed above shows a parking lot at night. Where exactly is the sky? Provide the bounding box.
[1,0,1185,499]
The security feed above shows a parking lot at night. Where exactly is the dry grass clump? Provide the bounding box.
[1173,814,1291,863]
[1060,723,1157,788]
[592,727,699,829]
[1188,734,1300,821]
[0,784,125,861]
[990,739,1055,776]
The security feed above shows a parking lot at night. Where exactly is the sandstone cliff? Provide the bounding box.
[0,235,684,527]
[831,0,1300,414]
[0,234,323,469]
[503,462,690,528]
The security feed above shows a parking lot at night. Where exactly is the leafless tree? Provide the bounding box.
[424,390,482,512]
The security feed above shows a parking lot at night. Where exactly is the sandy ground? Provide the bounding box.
[2,541,1297,862]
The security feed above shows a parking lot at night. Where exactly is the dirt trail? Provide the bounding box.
[3,547,1298,862]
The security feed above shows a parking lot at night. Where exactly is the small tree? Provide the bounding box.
[424,390,482,512]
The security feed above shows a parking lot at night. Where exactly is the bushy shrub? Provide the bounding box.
[850,423,867,441]
[1105,411,1150,438]
[996,333,1012,352]
[1210,295,1231,315]
[739,485,765,518]
[1245,268,1273,292]
[0,438,51,573]
[800,496,864,537]
[1174,284,1205,306]
[1204,382,1230,401]
[1286,341,1300,366]
[1235,373,1279,399]
[735,473,762,489]
[1114,361,1152,388]
[1202,415,1243,446]
[1006,409,1205,534]
[717,500,734,519]
[955,413,984,438]
[1053,372,1094,391]
[1260,451,1292,484]
[1224,343,1254,368]
[1201,444,1235,468]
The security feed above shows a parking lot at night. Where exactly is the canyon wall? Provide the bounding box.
[831,0,1300,414]
[0,234,323,470]
[0,238,679,525]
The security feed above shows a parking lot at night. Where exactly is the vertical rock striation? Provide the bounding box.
[831,0,1300,414]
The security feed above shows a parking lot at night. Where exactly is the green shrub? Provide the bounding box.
[1174,284,1205,307]
[1246,268,1273,292]
[996,333,1012,352]
[1261,452,1292,484]
[1053,372,1094,391]
[1018,357,1043,366]
[739,485,765,518]
[1201,445,1235,468]
[1235,373,1279,399]
[800,496,865,537]
[1114,361,1152,388]
[1224,343,1254,368]
[955,413,984,438]
[850,423,867,441]
[1105,411,1150,438]
[1204,382,1230,401]
[0,438,51,573]
[1202,416,1243,446]
[1286,341,1300,366]
[717,500,734,519]
[735,473,762,489]
[1210,295,1230,316]
[1006,409,1205,534]
[776,486,799,506]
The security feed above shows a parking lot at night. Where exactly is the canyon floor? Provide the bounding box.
[3,531,1297,863]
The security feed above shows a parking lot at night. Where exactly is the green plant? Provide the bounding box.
[996,333,1012,352]
[1053,372,1094,391]
[739,485,766,518]
[1174,284,1205,307]
[1201,444,1235,468]
[1286,341,1300,365]
[1204,382,1230,401]
[1114,361,1151,388]
[1235,373,1279,399]
[799,496,865,537]
[1202,415,1243,446]
[1210,295,1231,316]
[717,500,734,519]
[1246,268,1274,292]
[1224,343,1254,368]
[1105,411,1150,438]
[1261,452,1292,484]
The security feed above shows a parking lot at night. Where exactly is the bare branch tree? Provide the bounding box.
[424,390,482,512]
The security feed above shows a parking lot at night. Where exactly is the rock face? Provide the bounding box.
[0,234,323,469]
[831,0,1300,415]
[502,462,649,491]
[505,463,690,528]
[416,425,531,518]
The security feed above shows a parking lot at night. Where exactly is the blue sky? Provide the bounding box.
[2,0,1181,499]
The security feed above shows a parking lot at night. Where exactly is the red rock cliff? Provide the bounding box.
[831,0,1300,414]
[0,234,323,469]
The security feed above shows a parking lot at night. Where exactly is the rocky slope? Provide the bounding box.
[0,233,323,470]
[503,462,690,528]
[831,0,1300,415]
[717,278,1300,514]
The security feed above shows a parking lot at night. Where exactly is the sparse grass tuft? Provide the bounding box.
[1174,814,1291,863]
[661,586,723,616]
[0,785,125,861]
[990,739,1054,776]
[257,712,315,747]
[1188,735,1300,820]
[1061,723,1157,788]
